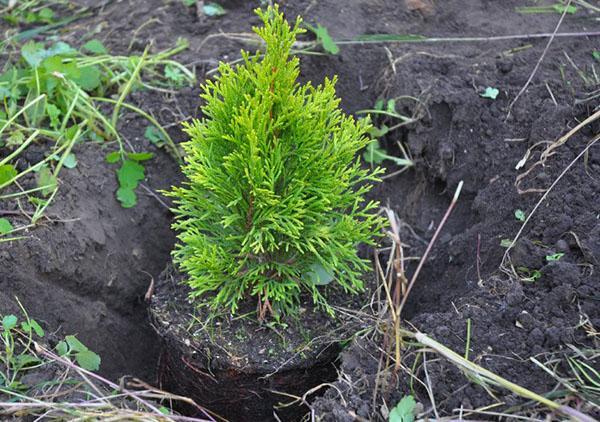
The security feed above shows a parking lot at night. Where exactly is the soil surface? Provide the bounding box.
[1,0,599,421]
[149,265,375,420]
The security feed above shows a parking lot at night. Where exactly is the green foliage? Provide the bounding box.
[0,219,13,235]
[358,98,414,170]
[389,395,416,422]
[1,0,64,26]
[514,209,525,222]
[169,5,384,318]
[546,252,565,262]
[56,335,101,371]
[516,3,578,14]
[363,139,412,167]
[0,37,193,242]
[480,86,499,99]
[202,2,227,16]
[1,303,101,397]
[305,22,339,55]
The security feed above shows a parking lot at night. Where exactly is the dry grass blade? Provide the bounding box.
[502,133,600,271]
[516,108,600,193]
[506,0,573,118]
[408,330,597,422]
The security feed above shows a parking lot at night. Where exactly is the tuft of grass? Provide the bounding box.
[357,98,418,178]
[0,300,214,421]
[0,36,194,241]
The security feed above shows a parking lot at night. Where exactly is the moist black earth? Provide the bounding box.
[1,0,599,420]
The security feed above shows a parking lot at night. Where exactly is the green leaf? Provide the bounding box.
[116,187,137,208]
[368,125,389,138]
[56,340,68,356]
[545,253,565,262]
[117,160,145,189]
[203,2,227,16]
[105,151,121,163]
[72,66,101,91]
[2,315,18,331]
[305,263,334,286]
[15,354,41,368]
[500,239,512,248]
[0,218,13,235]
[159,406,170,415]
[21,41,47,67]
[181,0,196,5]
[63,153,78,169]
[165,64,184,84]
[480,87,499,99]
[36,165,57,196]
[76,349,101,371]
[115,158,144,208]
[389,395,416,422]
[312,23,339,55]
[65,335,88,353]
[387,99,396,113]
[363,140,413,167]
[127,152,154,162]
[29,319,45,337]
[0,164,18,185]
[7,131,25,148]
[552,4,577,14]
[144,125,166,146]
[593,51,600,62]
[81,39,108,55]
[514,209,525,222]
[46,42,77,57]
[46,103,61,129]
[38,8,55,22]
[24,88,47,126]
[374,99,384,111]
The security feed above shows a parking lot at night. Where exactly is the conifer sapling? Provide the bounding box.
[169,5,384,319]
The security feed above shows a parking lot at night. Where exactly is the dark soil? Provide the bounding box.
[1,0,599,421]
[149,265,374,420]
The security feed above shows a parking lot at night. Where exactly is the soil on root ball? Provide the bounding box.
[149,264,376,421]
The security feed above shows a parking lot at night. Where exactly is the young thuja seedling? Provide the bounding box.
[168,5,384,320]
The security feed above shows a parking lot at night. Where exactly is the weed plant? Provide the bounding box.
[0,36,194,241]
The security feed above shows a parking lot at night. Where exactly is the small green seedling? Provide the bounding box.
[202,2,227,16]
[1,308,46,391]
[514,209,526,222]
[389,395,416,422]
[358,98,414,171]
[106,152,154,208]
[2,3,57,26]
[144,125,167,148]
[0,219,14,235]
[304,22,339,54]
[517,267,542,283]
[480,87,499,99]
[545,253,565,262]
[363,140,413,167]
[592,51,600,62]
[56,335,101,371]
